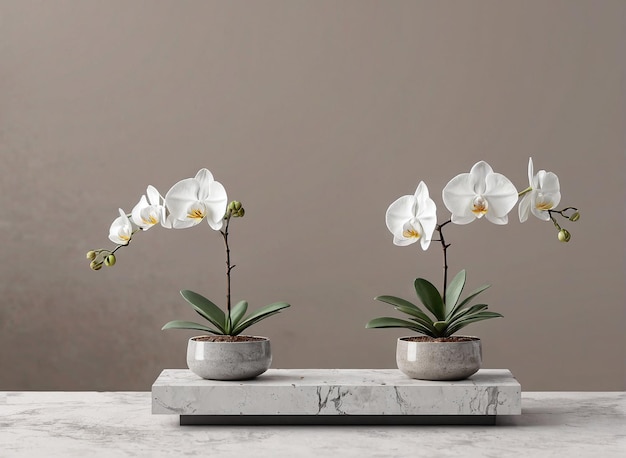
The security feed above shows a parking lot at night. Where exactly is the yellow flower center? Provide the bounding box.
[472,196,488,216]
[187,208,206,220]
[403,228,420,239]
[120,234,130,241]
[535,201,554,211]
[142,215,158,225]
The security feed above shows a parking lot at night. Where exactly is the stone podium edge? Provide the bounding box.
[152,368,521,424]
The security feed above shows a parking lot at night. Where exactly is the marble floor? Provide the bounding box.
[1,391,624,457]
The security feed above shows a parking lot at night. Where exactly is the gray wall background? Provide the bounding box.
[1,0,624,391]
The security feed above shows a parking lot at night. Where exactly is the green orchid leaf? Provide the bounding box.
[376,295,422,311]
[365,317,433,336]
[231,302,291,335]
[448,303,489,324]
[376,296,433,321]
[393,305,436,330]
[447,305,490,332]
[229,300,248,329]
[180,290,227,333]
[232,311,282,336]
[446,284,491,320]
[414,278,445,321]
[446,312,503,335]
[433,321,448,333]
[239,302,290,324]
[161,320,223,334]
[445,270,466,316]
[406,318,441,336]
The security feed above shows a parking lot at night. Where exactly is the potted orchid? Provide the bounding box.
[86,169,291,380]
[366,159,579,381]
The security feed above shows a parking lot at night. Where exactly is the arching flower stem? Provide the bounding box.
[109,229,142,254]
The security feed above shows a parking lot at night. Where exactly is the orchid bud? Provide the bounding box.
[557,229,571,243]
[569,212,580,222]
[86,250,97,260]
[104,254,116,267]
[228,201,245,217]
[90,260,103,271]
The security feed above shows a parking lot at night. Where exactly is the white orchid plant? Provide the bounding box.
[366,158,579,339]
[87,169,291,337]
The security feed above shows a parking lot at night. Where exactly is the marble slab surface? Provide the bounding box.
[1,391,624,457]
[152,369,521,417]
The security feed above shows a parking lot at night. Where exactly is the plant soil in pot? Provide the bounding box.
[396,336,482,381]
[187,335,272,381]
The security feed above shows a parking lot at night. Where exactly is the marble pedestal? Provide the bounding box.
[152,369,521,425]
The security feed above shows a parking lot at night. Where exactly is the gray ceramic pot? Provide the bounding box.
[187,336,272,381]
[396,336,482,381]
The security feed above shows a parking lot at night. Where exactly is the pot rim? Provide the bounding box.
[398,335,480,343]
[189,335,270,343]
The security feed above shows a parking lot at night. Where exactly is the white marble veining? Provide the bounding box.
[0,391,624,457]
[152,369,521,416]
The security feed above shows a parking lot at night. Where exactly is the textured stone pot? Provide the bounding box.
[187,336,272,381]
[396,336,482,381]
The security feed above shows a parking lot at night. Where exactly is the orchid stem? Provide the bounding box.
[220,212,234,333]
[549,213,562,230]
[518,186,532,197]
[111,229,141,254]
[549,207,578,219]
[436,219,452,301]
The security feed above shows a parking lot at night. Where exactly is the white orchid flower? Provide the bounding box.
[518,158,561,222]
[131,185,165,230]
[108,209,134,245]
[442,161,518,225]
[385,181,438,250]
[164,168,228,230]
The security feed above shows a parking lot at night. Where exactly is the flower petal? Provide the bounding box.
[418,198,437,242]
[119,208,130,222]
[385,195,416,236]
[414,181,429,207]
[195,169,215,201]
[485,213,508,225]
[165,178,200,220]
[207,217,224,231]
[171,217,201,229]
[142,208,161,229]
[146,185,161,206]
[518,194,531,223]
[442,173,475,218]
[393,235,418,246]
[451,213,476,225]
[393,219,423,246]
[469,161,494,195]
[527,157,534,187]
[108,209,133,245]
[530,204,552,221]
[538,171,561,196]
[195,168,214,183]
[131,195,149,227]
[161,208,174,228]
[483,173,518,217]
[204,180,228,230]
